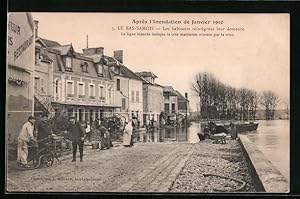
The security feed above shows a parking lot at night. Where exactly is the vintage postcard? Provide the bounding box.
[6,13,289,193]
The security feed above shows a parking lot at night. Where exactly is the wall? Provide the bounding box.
[7,12,35,143]
[34,61,53,96]
[164,95,178,114]
[114,76,129,113]
[129,79,143,125]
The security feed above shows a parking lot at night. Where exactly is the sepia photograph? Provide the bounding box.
[6,12,290,193]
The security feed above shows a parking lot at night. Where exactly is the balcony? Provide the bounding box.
[99,97,106,100]
[89,96,96,100]
[78,94,85,99]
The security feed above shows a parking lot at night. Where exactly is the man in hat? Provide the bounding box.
[37,113,52,149]
[66,116,85,162]
[17,116,36,168]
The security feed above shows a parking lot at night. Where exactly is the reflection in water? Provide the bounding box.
[139,122,201,144]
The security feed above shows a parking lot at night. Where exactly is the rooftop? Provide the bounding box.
[164,86,178,96]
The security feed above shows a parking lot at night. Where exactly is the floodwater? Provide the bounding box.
[242,120,290,183]
[140,120,290,182]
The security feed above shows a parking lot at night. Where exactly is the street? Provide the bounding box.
[7,142,194,192]
[7,138,256,193]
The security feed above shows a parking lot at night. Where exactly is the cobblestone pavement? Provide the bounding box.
[169,139,257,192]
[6,142,194,192]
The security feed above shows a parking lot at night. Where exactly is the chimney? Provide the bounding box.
[185,92,188,100]
[34,20,39,38]
[82,47,104,55]
[114,50,123,63]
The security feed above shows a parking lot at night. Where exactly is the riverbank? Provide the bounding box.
[169,139,256,192]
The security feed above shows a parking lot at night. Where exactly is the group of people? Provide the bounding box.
[16,114,136,168]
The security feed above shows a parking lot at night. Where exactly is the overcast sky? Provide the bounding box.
[31,13,290,110]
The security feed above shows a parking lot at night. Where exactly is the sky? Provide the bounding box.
[31,13,290,110]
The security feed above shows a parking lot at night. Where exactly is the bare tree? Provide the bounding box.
[261,90,280,120]
[248,90,260,120]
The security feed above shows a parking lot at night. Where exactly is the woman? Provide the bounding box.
[123,120,133,147]
[85,120,92,142]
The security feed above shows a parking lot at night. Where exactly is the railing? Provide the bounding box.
[78,95,85,99]
[35,94,55,118]
[89,96,96,99]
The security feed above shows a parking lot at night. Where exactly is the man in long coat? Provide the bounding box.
[67,116,85,162]
[37,113,52,149]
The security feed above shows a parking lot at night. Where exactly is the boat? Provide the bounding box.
[235,122,259,132]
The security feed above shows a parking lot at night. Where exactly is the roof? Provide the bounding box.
[104,55,142,81]
[86,54,103,63]
[135,71,158,78]
[51,44,73,55]
[136,73,164,88]
[164,86,177,96]
[39,38,61,47]
[176,90,189,102]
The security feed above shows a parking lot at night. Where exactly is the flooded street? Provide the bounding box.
[242,120,290,183]
[141,120,290,183]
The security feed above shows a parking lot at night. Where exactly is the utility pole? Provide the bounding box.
[86,35,89,48]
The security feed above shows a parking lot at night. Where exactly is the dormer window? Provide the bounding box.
[81,62,88,73]
[114,66,120,74]
[65,57,72,71]
[97,64,103,76]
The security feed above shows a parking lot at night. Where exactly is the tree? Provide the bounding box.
[260,90,280,120]
[248,90,260,120]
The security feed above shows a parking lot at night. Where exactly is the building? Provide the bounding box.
[176,90,190,117]
[135,71,164,126]
[34,23,56,117]
[105,51,144,125]
[34,29,119,122]
[163,86,178,114]
[7,13,36,143]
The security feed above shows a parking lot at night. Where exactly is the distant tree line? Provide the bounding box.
[191,72,280,120]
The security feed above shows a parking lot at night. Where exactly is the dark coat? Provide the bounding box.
[37,121,51,140]
[67,122,84,142]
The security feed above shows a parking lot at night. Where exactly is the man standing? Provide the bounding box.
[67,116,85,162]
[17,116,36,168]
[37,113,52,149]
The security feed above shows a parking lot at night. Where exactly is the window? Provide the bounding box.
[164,93,170,100]
[54,78,61,101]
[34,77,40,95]
[41,78,44,93]
[78,82,85,98]
[97,64,103,76]
[131,91,135,102]
[66,57,72,71]
[89,84,95,99]
[66,80,74,97]
[81,62,88,73]
[116,79,120,91]
[164,103,170,113]
[99,85,105,100]
[122,98,126,110]
[108,86,112,104]
[136,91,139,102]
[172,103,176,113]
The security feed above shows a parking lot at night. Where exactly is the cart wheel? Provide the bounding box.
[204,134,210,139]
[45,156,54,167]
